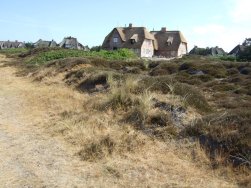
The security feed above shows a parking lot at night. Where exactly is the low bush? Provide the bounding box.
[0,48,29,55]
[158,62,179,74]
[213,84,238,91]
[227,68,240,76]
[28,48,138,65]
[190,74,213,82]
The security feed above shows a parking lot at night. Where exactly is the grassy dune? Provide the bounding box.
[1,47,250,187]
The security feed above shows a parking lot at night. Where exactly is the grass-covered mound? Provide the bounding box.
[16,47,139,65]
[1,50,251,186]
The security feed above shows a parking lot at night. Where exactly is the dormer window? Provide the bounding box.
[131,39,136,44]
[167,36,174,46]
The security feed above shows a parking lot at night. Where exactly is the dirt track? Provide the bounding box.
[0,60,88,187]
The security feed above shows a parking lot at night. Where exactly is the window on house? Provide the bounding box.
[65,44,72,48]
[113,38,118,42]
[135,49,140,53]
[113,46,118,50]
[131,39,135,44]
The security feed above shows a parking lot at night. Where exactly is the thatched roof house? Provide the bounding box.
[150,27,188,57]
[0,40,26,49]
[190,46,227,56]
[208,46,227,56]
[59,36,87,50]
[102,23,188,58]
[229,44,247,56]
[33,39,57,48]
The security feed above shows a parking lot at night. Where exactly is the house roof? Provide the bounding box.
[0,41,24,48]
[150,30,187,51]
[33,40,57,47]
[102,27,154,49]
[229,44,247,55]
[209,47,227,56]
[59,37,83,49]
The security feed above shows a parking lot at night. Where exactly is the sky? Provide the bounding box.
[1,0,251,52]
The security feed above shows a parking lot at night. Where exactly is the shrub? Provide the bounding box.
[199,63,226,76]
[150,69,169,76]
[187,78,203,85]
[190,74,213,82]
[213,84,238,91]
[28,48,138,65]
[241,67,251,75]
[229,75,245,83]
[227,68,240,76]
[159,62,179,74]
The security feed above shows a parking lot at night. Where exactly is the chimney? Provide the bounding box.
[129,23,134,28]
[8,40,10,42]
[161,27,167,32]
[39,39,42,42]
[15,40,18,43]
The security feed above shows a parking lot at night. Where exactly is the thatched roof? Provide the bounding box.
[150,30,187,51]
[102,27,154,49]
[229,44,247,55]
[59,37,84,50]
[33,40,57,47]
[0,41,25,48]
[208,47,227,56]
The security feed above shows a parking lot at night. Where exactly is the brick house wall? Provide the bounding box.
[108,30,123,50]
[154,50,177,58]
[141,39,154,57]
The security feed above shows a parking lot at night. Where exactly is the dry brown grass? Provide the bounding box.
[21,70,241,187]
[1,54,249,187]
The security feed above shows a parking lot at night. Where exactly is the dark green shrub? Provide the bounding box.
[179,62,197,71]
[187,79,203,85]
[190,74,213,82]
[159,63,179,74]
[227,68,240,75]
[199,63,226,76]
[150,69,169,76]
[241,67,251,75]
[213,84,238,91]
[229,75,245,83]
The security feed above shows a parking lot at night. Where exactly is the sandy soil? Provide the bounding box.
[0,60,88,187]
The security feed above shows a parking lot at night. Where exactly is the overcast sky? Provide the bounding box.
[1,0,250,52]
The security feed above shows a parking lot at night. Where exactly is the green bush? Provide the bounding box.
[0,48,29,54]
[28,48,138,65]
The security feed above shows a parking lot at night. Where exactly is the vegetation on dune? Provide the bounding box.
[0,48,29,55]
[22,47,138,65]
[1,48,251,187]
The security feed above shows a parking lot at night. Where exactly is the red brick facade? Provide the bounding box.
[108,30,123,51]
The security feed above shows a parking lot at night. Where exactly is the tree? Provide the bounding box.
[25,42,34,49]
[238,46,251,62]
[90,45,103,52]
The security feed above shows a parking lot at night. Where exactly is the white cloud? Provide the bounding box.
[193,24,225,35]
[227,0,251,23]
[190,24,251,52]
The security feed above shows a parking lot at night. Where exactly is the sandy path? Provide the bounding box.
[0,61,87,187]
